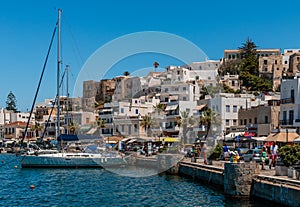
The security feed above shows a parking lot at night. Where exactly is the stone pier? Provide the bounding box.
[223,162,260,197]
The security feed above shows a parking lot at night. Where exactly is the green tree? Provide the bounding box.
[199,108,221,139]
[239,37,258,59]
[279,145,300,167]
[154,103,166,114]
[123,71,130,76]
[96,118,106,135]
[140,114,152,136]
[68,121,79,134]
[31,122,43,137]
[153,61,159,72]
[179,111,196,144]
[6,91,18,112]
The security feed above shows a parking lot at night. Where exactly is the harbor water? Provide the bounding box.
[0,154,267,207]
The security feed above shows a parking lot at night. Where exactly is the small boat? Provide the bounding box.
[19,9,127,168]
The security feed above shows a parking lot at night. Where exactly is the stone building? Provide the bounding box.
[289,52,300,75]
[220,74,240,91]
[258,55,282,91]
[224,49,281,61]
[96,79,116,103]
[238,99,280,137]
[82,80,100,111]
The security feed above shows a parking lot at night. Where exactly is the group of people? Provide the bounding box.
[223,142,279,169]
[261,142,278,170]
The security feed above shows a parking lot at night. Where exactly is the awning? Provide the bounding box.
[243,132,256,138]
[265,132,299,143]
[251,136,267,142]
[195,104,207,110]
[169,95,178,100]
[159,137,180,142]
[57,134,79,141]
[165,104,178,111]
[101,108,112,112]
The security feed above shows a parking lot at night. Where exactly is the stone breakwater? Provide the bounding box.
[178,160,300,207]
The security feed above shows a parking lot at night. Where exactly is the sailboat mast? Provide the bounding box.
[57,9,62,138]
[66,65,69,134]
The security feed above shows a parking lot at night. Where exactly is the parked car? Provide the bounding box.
[241,149,269,163]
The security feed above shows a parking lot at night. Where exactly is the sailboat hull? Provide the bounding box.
[20,153,127,168]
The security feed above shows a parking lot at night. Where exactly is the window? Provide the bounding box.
[233,119,237,126]
[244,119,247,125]
[254,117,258,124]
[285,61,288,64]
[135,109,139,114]
[264,60,267,64]
[165,88,168,92]
[134,124,138,133]
[183,97,187,101]
[265,116,269,124]
[240,120,243,125]
[232,80,235,86]
[121,125,125,132]
[128,125,131,134]
[177,71,180,75]
[283,111,287,120]
[226,119,230,126]
[289,110,294,123]
[249,118,252,124]
[183,87,186,91]
[226,105,230,112]
[233,105,237,112]
[121,108,124,113]
[134,100,138,104]
[275,60,277,64]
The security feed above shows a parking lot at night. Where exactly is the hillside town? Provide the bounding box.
[1,40,300,152]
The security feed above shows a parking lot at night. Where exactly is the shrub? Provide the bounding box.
[208,144,223,160]
[279,144,300,167]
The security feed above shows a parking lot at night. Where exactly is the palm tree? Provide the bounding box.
[179,111,196,144]
[140,114,152,136]
[153,62,159,72]
[123,71,130,76]
[96,118,106,135]
[154,103,166,115]
[199,108,221,140]
[31,122,43,137]
[68,121,78,135]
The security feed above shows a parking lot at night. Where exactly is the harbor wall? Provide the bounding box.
[178,160,300,206]
[179,161,224,188]
[251,175,300,207]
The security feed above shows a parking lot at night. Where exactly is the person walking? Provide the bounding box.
[269,142,278,169]
[261,147,267,170]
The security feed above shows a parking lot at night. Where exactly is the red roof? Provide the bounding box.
[5,121,32,127]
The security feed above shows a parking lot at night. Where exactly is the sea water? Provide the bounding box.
[0,154,267,207]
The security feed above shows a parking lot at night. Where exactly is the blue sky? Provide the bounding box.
[1,0,300,111]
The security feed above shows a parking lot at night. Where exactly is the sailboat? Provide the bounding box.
[20,9,127,168]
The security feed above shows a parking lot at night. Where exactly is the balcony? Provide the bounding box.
[280,120,293,125]
[280,98,294,104]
